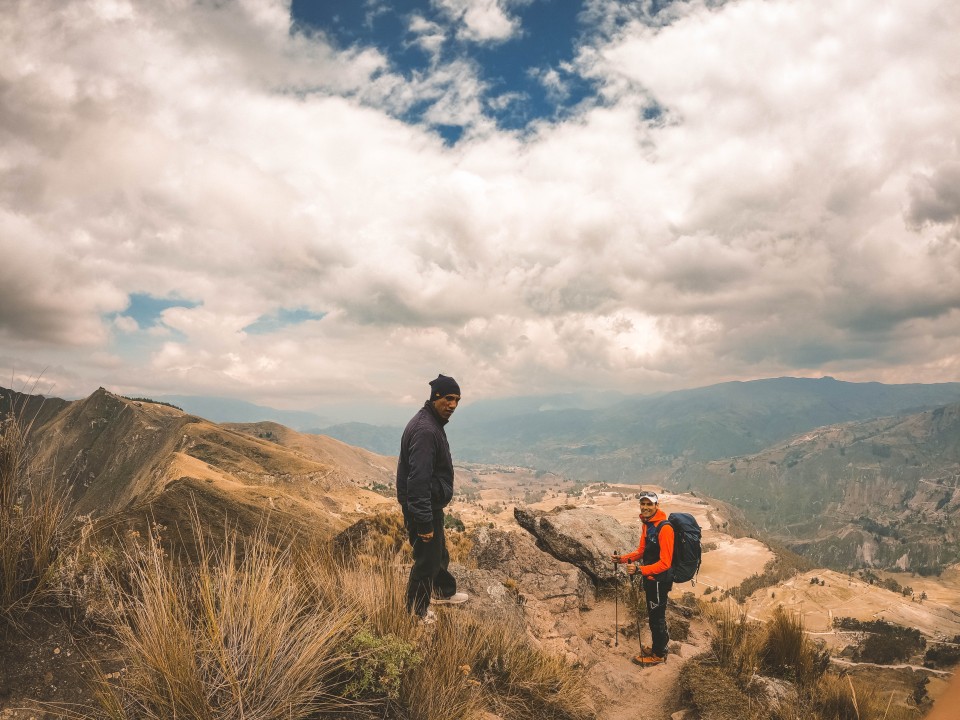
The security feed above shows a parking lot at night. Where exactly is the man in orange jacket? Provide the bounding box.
[612,490,674,666]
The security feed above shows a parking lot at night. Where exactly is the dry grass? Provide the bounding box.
[677,661,766,720]
[703,601,763,677]
[685,601,922,720]
[2,399,591,719]
[782,673,918,720]
[303,545,594,719]
[89,520,594,720]
[0,406,72,621]
[761,606,828,687]
[95,525,359,720]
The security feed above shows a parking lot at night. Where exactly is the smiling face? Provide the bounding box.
[432,393,460,420]
[639,497,658,521]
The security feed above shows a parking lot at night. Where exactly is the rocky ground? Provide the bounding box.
[4,475,960,719]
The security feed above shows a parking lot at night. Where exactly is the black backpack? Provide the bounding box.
[667,512,702,584]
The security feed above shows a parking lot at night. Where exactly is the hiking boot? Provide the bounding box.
[419,609,437,625]
[631,653,666,667]
[432,592,469,605]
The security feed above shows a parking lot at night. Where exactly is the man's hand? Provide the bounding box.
[625,563,640,575]
[611,554,623,564]
[417,530,435,542]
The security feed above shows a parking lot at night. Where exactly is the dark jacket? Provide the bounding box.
[396,401,454,533]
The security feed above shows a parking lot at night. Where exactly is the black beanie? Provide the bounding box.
[429,374,461,400]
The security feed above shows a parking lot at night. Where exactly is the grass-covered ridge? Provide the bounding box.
[1,406,595,720]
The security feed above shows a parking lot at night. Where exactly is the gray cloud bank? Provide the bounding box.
[2,0,959,411]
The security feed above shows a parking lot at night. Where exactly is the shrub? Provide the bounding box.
[342,629,421,701]
[924,643,960,669]
[834,617,925,664]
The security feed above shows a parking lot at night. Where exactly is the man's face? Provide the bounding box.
[432,393,460,420]
[639,498,657,520]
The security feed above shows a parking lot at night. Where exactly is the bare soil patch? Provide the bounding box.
[0,611,122,719]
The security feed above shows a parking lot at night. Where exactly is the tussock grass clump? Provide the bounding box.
[762,606,829,686]
[683,601,922,720]
[96,527,359,720]
[704,601,763,676]
[97,525,594,720]
[0,407,71,620]
[677,661,765,720]
[303,547,594,720]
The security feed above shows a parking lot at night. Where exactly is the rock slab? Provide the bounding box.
[514,505,637,582]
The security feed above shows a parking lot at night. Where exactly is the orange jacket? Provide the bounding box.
[619,508,674,579]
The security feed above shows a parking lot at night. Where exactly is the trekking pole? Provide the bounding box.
[628,571,645,651]
[613,550,619,647]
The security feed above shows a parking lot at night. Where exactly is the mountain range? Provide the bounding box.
[4,376,959,575]
[671,402,960,574]
[321,376,960,473]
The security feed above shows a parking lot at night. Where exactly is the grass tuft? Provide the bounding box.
[96,524,359,720]
[0,405,72,621]
[685,601,922,720]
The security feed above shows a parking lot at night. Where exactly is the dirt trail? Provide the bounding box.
[574,595,713,720]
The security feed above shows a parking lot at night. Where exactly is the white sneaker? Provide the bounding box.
[419,609,437,625]
[432,592,469,605]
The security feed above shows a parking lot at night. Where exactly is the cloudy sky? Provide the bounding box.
[2,0,959,421]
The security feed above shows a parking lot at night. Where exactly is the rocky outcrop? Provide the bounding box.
[455,526,596,663]
[468,525,594,610]
[514,506,637,583]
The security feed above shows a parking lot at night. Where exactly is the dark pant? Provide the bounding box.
[643,577,672,657]
[403,508,457,617]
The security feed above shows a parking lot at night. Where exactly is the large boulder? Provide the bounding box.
[462,526,596,663]
[468,525,594,611]
[514,506,637,582]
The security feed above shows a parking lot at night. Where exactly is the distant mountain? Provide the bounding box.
[310,422,401,457]
[670,402,960,574]
[446,377,960,480]
[311,392,624,456]
[156,394,328,430]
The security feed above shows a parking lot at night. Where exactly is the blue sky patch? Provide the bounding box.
[121,293,200,328]
[243,308,327,335]
[291,0,597,137]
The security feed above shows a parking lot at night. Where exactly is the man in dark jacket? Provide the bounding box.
[612,490,674,666]
[397,374,469,622]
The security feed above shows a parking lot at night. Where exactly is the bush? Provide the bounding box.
[924,643,960,669]
[342,629,421,701]
[833,617,925,664]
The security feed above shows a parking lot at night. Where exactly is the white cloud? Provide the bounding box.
[432,0,521,43]
[2,0,959,414]
[113,316,139,333]
[409,14,447,59]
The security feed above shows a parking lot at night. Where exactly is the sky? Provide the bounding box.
[2,0,960,422]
